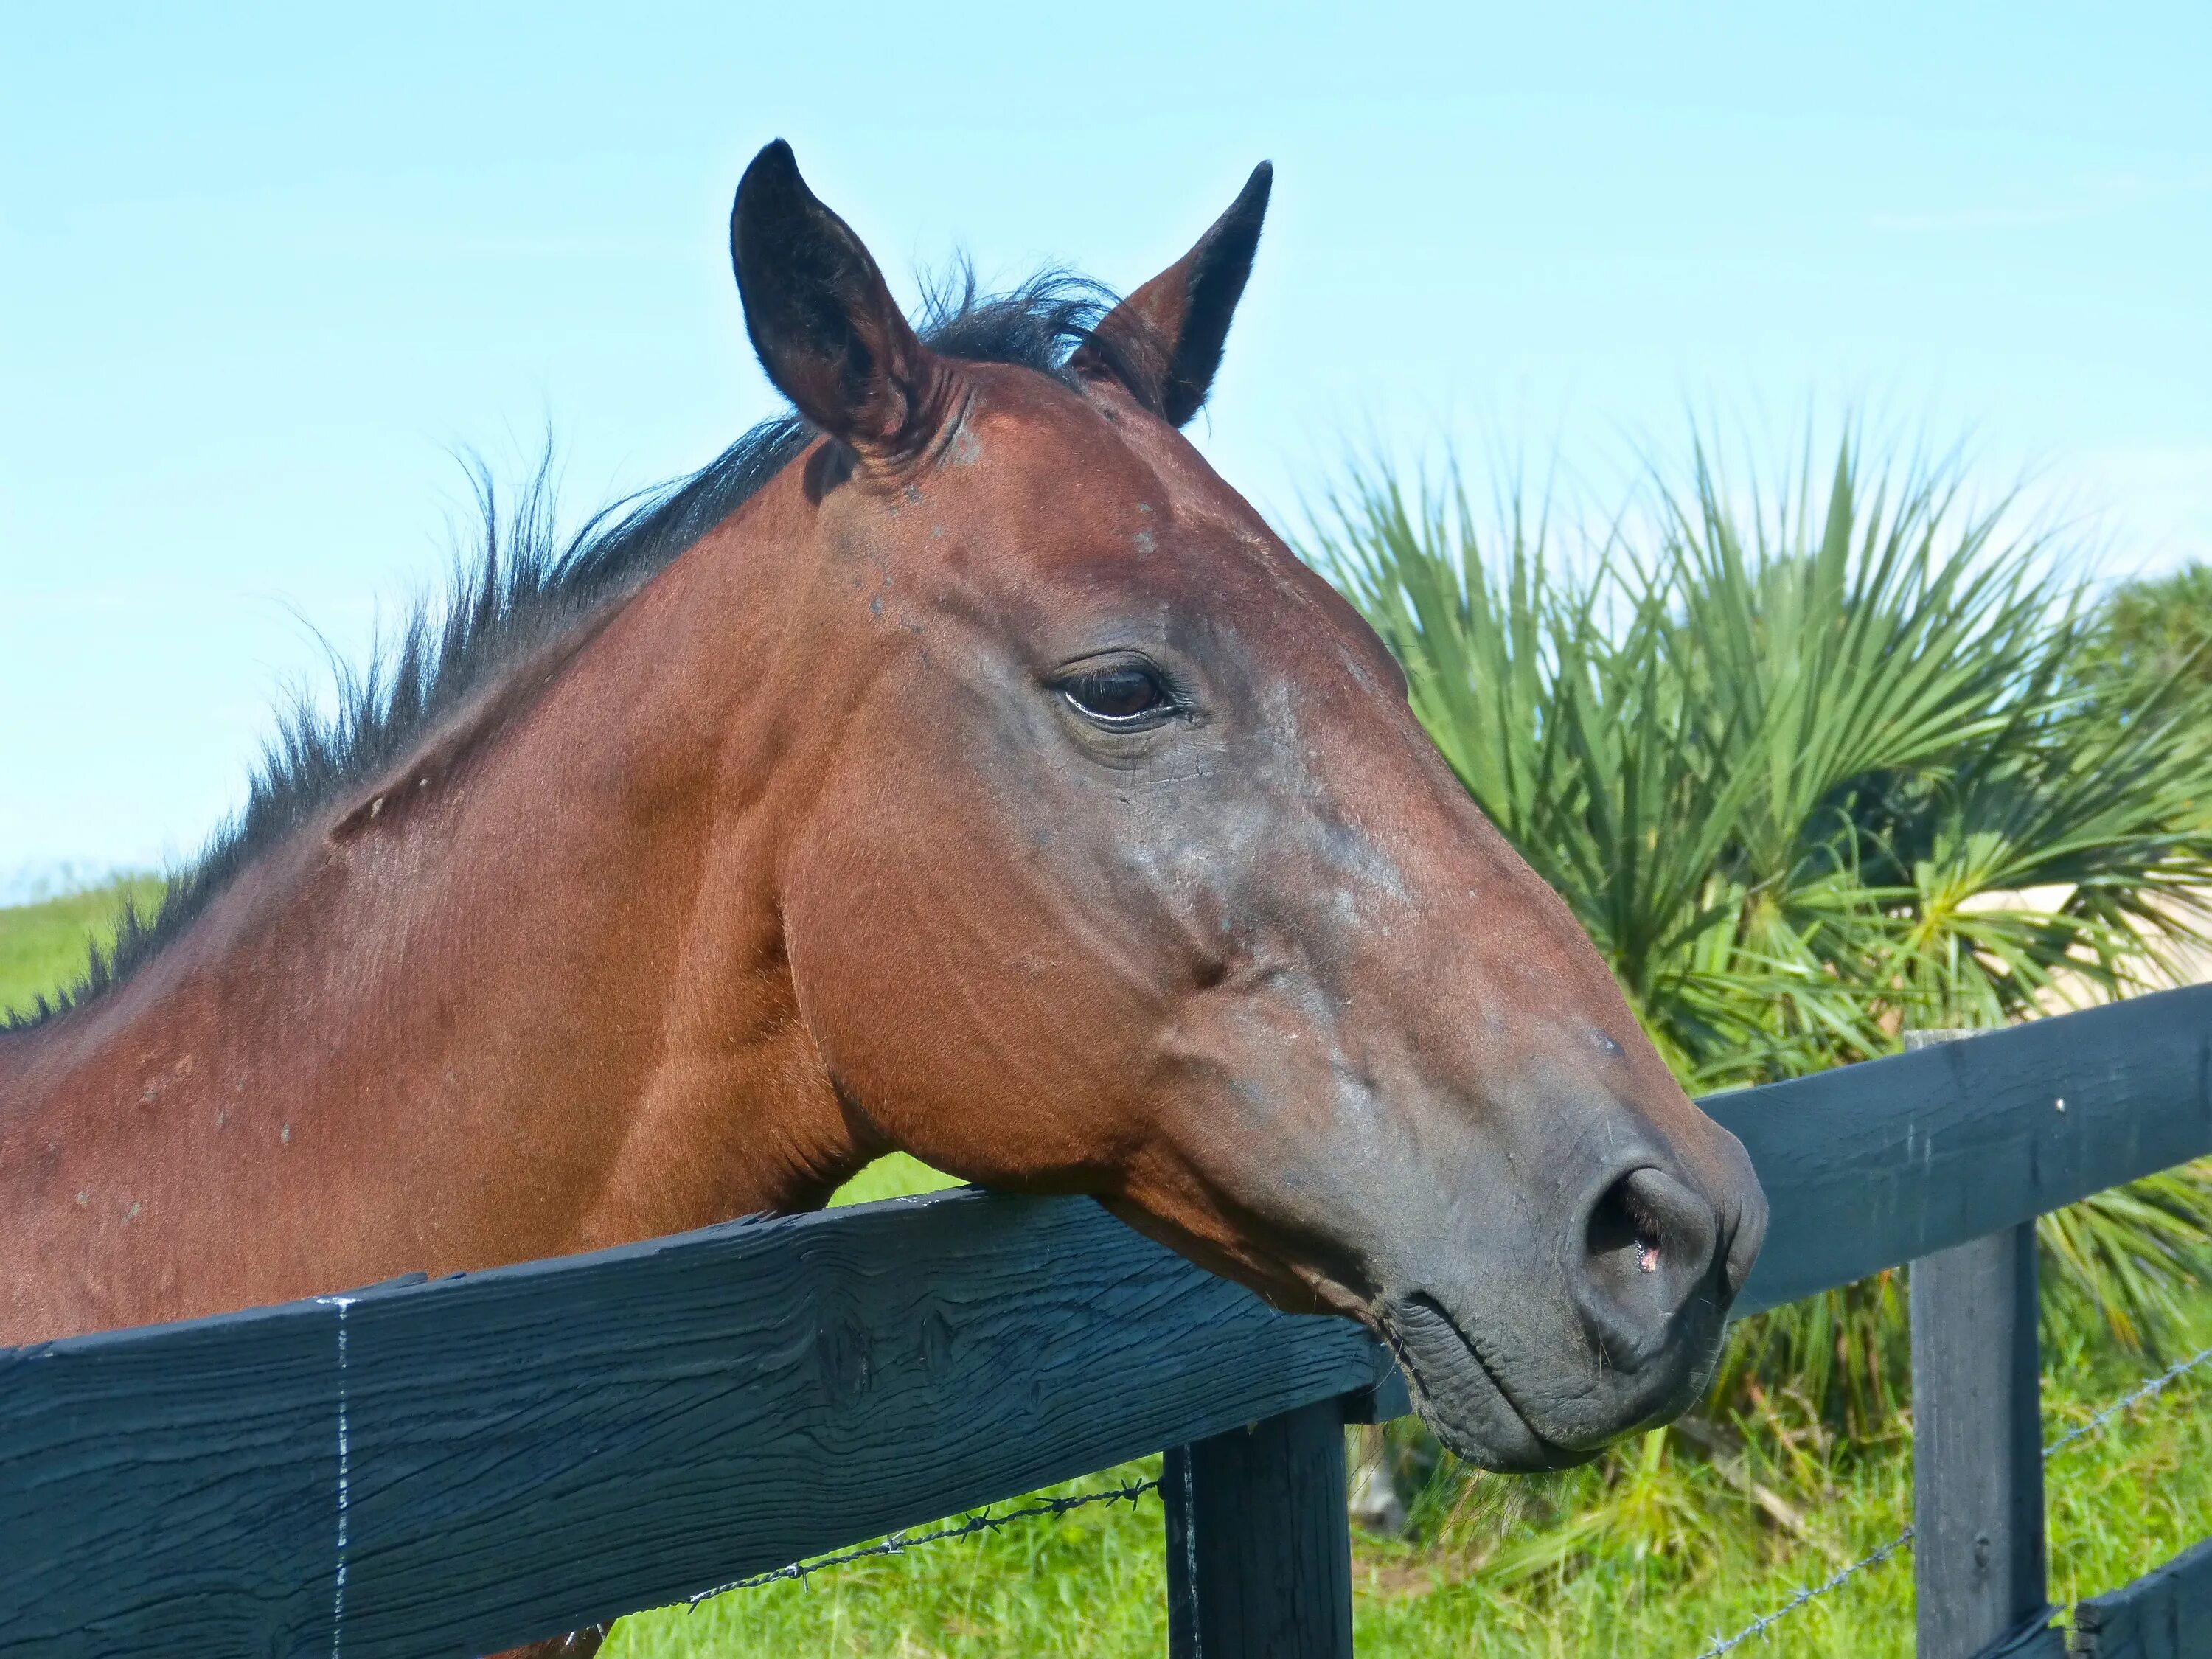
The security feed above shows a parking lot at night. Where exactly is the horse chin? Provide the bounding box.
[1379,1294,1604,1475]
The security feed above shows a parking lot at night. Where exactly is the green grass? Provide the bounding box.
[5,882,2207,1655]
[0,874,164,1022]
[830,1152,964,1208]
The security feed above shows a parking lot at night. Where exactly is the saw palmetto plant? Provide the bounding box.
[1308,431,2212,1431]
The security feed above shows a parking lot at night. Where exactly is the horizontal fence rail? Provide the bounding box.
[2071,1534,2212,1658]
[3,981,2211,1656]
[1704,981,2212,1316]
[0,1195,1388,1657]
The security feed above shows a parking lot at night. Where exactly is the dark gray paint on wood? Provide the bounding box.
[1708,983,2212,1315]
[0,1190,1387,1658]
[1912,1221,2048,1658]
[0,1302,341,1657]
[1906,1029,2049,1659]
[2070,1535,2212,1658]
[1164,1401,1353,1659]
[1340,1367,1411,1425]
[1975,1613,2067,1658]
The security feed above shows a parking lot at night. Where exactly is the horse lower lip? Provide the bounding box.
[1385,1293,1565,1462]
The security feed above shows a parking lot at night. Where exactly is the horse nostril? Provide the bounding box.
[1586,1177,1657,1265]
[1579,1165,1720,1352]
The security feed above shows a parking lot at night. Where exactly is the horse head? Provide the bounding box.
[729,142,1767,1470]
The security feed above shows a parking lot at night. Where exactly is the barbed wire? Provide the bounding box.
[2043,1340,2212,1461]
[686,1478,1158,1608]
[1691,1525,1915,1658]
[1688,1337,2212,1655]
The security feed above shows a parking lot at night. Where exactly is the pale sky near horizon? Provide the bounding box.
[4,3,2209,893]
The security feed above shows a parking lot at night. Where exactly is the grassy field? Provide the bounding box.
[0,874,164,1023]
[4,880,2208,1656]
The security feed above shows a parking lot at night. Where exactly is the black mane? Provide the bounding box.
[7,271,1124,1030]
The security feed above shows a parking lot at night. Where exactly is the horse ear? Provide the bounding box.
[1071,162,1272,428]
[730,140,939,458]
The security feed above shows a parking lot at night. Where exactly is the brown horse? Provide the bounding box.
[0,142,1764,1656]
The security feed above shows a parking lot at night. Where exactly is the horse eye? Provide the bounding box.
[1060,663,1173,726]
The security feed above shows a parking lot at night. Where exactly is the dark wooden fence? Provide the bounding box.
[4,983,2211,1658]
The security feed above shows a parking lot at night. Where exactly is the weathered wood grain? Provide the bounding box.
[0,1190,1388,1658]
[1708,982,2212,1315]
[1905,1031,2048,1659]
[2070,1535,2212,1657]
[0,1302,338,1656]
[1913,1223,2048,1659]
[1164,1401,1353,1659]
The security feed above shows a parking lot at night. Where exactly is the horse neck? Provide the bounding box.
[0,484,874,1339]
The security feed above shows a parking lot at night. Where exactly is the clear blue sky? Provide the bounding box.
[4,3,2208,891]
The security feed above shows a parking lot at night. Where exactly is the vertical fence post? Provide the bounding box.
[1907,1028,2054,1658]
[1164,1398,1354,1659]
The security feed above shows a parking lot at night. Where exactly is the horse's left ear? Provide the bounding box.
[1071,162,1272,427]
